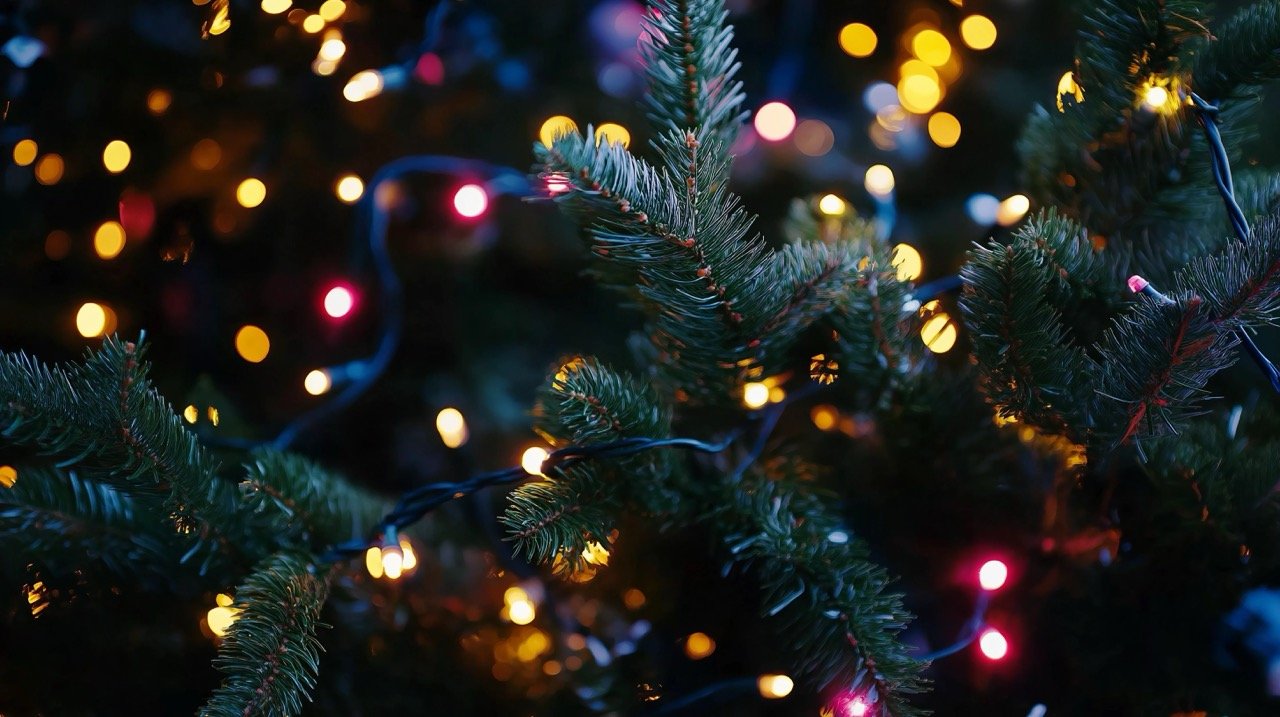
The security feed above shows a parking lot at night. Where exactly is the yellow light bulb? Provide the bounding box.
[399,537,417,571]
[365,546,384,578]
[234,325,270,363]
[810,405,838,431]
[927,112,962,148]
[183,405,199,423]
[304,369,331,396]
[12,139,37,166]
[742,382,770,409]
[818,194,847,216]
[343,70,384,102]
[1143,84,1169,110]
[381,545,404,579]
[0,465,17,488]
[504,586,529,606]
[996,194,1030,226]
[838,23,877,58]
[508,599,536,625]
[594,122,631,149]
[207,605,240,637]
[864,164,895,198]
[521,446,549,476]
[93,221,127,260]
[318,0,346,21]
[684,632,716,660]
[335,174,364,203]
[236,178,267,208]
[960,15,997,50]
[539,115,579,148]
[435,407,469,448]
[102,140,131,173]
[261,0,291,14]
[319,36,346,62]
[757,674,794,699]
[75,302,109,338]
[921,313,958,353]
[911,29,951,67]
[891,243,923,282]
[302,14,325,33]
[898,74,942,114]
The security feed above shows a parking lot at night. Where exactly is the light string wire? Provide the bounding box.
[1189,92,1280,393]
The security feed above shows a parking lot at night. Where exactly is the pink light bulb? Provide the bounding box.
[453,183,488,218]
[323,285,355,319]
[847,697,869,716]
[978,559,1009,591]
[979,628,1009,660]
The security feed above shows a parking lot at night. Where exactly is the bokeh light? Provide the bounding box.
[539,115,579,148]
[146,89,172,115]
[754,101,797,142]
[927,112,962,148]
[979,628,1009,660]
[684,632,716,660]
[898,74,942,114]
[521,446,549,476]
[318,0,346,21]
[864,164,895,197]
[102,140,132,173]
[343,70,384,102]
[236,178,267,208]
[838,23,877,58]
[794,119,835,156]
[261,0,292,14]
[996,194,1031,226]
[891,243,923,281]
[595,122,631,148]
[921,313,958,353]
[93,221,127,260]
[323,285,355,318]
[0,465,16,488]
[453,183,488,218]
[742,382,770,409]
[911,29,951,66]
[191,139,222,170]
[435,407,469,448]
[34,154,64,185]
[335,174,364,203]
[12,139,37,166]
[818,194,847,216]
[234,325,270,363]
[960,15,998,50]
[757,674,794,699]
[979,559,1009,591]
[302,14,325,33]
[304,370,332,396]
[76,302,115,338]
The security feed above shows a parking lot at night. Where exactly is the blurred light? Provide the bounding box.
[754,102,797,142]
[898,74,941,114]
[207,406,220,426]
[838,23,877,58]
[302,14,325,33]
[1057,71,1084,112]
[146,89,172,115]
[381,544,404,579]
[684,632,716,660]
[979,559,1009,591]
[261,0,291,14]
[234,325,270,363]
[102,140,131,173]
[76,302,111,338]
[539,115,579,148]
[118,190,156,240]
[323,285,355,318]
[928,112,962,148]
[1143,84,1170,111]
[967,193,1000,224]
[595,122,631,148]
[399,536,417,572]
[34,154,64,185]
[911,29,951,66]
[863,82,899,112]
[864,164,895,197]
[921,313,958,353]
[343,69,384,101]
[810,405,838,431]
[44,230,71,260]
[12,139,37,166]
[818,194,847,216]
[453,183,488,218]
[207,600,241,637]
[335,174,364,203]
[623,588,646,609]
[205,3,231,35]
[191,139,222,170]
[847,698,870,716]
[415,53,445,85]
[504,586,529,606]
[960,15,997,50]
[94,221,126,260]
[435,407,469,448]
[522,446,549,476]
[184,405,199,423]
[979,628,1009,660]
[304,369,331,396]
[794,119,835,156]
[0,465,17,488]
[365,546,383,578]
[996,194,1030,226]
[757,674,794,699]
[319,39,346,64]
[742,382,770,409]
[875,104,907,132]
[318,0,346,21]
[236,178,267,208]
[891,243,923,282]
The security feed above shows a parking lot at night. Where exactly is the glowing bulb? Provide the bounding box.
[594,122,631,148]
[864,164,895,197]
[93,221,127,260]
[365,546,383,578]
[323,285,355,318]
[1143,84,1169,110]
[996,194,1030,226]
[335,174,364,203]
[504,586,529,606]
[539,115,579,148]
[979,559,1009,591]
[381,545,404,579]
[891,243,922,281]
[102,140,131,173]
[810,405,838,431]
[754,101,797,142]
[76,302,109,338]
[960,15,997,50]
[146,89,173,115]
[453,183,488,218]
[897,74,941,114]
[0,465,18,488]
[509,599,536,625]
[399,537,417,571]
[757,674,794,699]
[979,628,1009,660]
[435,407,469,448]
[207,604,241,637]
[191,139,222,170]
[522,446,549,476]
[911,29,951,66]
[302,14,325,33]
[184,405,199,423]
[234,325,270,363]
[318,0,346,21]
[34,154,64,185]
[921,313,957,353]
[818,194,847,216]
[304,370,331,396]
[742,382,770,409]
[927,112,962,148]
[343,70,384,101]
[261,0,291,14]
[236,178,267,208]
[847,698,870,717]
[13,139,38,166]
[684,632,716,660]
[838,23,877,58]
[319,36,346,62]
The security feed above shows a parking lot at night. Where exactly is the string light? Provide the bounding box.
[146,89,172,115]
[335,174,364,203]
[978,559,1009,591]
[838,23,877,58]
[12,139,37,166]
[927,112,962,148]
[539,115,579,148]
[521,446,549,476]
[453,183,488,218]
[318,35,347,62]
[818,194,847,216]
[261,0,291,14]
[34,154,64,185]
[435,407,469,448]
[960,15,997,50]
[864,164,895,197]
[754,101,797,142]
[102,140,131,173]
[234,325,270,363]
[343,70,384,101]
[208,406,220,426]
[891,243,922,282]
[996,194,1030,226]
[204,2,231,36]
[304,370,332,396]
[845,697,870,717]
[236,178,267,208]
[0,465,17,488]
[75,302,113,338]
[623,588,646,609]
[1057,71,1084,112]
[505,586,538,625]
[978,627,1009,660]
[595,122,631,148]
[684,632,716,659]
[920,313,957,353]
[207,594,241,637]
[810,405,838,431]
[1142,83,1171,112]
[323,285,355,318]
[318,0,346,21]
[742,382,770,409]
[897,73,942,114]
[756,674,794,699]
[183,405,199,423]
[911,29,951,67]
[302,14,325,33]
[191,139,221,170]
[93,221,127,260]
[794,119,835,156]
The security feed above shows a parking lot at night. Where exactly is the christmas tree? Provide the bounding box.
[4,0,1280,715]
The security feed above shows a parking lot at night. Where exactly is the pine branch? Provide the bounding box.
[829,244,915,387]
[0,464,177,583]
[641,0,747,147]
[1191,0,1280,103]
[200,551,330,717]
[714,459,927,716]
[240,450,389,550]
[1174,211,1280,327]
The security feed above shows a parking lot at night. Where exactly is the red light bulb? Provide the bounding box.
[323,285,355,319]
[979,628,1009,660]
[453,183,488,218]
[978,559,1009,591]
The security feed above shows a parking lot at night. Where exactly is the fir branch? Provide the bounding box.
[826,246,915,387]
[1191,0,1280,103]
[641,0,747,147]
[1174,211,1280,327]
[715,459,927,716]
[754,241,866,375]
[239,450,389,550]
[200,551,330,717]
[501,467,619,569]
